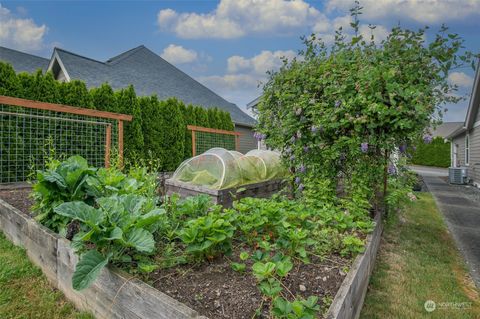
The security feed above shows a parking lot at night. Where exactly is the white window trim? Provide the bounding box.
[451,142,455,167]
[465,133,470,166]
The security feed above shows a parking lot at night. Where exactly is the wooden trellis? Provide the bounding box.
[187,125,241,156]
[0,95,132,183]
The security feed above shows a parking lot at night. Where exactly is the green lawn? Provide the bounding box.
[361,193,480,319]
[0,231,93,319]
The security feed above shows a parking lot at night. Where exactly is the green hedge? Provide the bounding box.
[0,62,235,177]
[411,137,451,168]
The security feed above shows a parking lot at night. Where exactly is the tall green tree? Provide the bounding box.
[58,80,93,108]
[90,83,118,113]
[115,85,144,160]
[157,98,185,171]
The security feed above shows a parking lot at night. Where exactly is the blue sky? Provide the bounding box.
[1,0,479,122]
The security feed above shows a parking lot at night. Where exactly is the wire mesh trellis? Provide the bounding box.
[0,96,132,183]
[187,125,241,156]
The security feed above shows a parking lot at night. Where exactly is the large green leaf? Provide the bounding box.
[105,227,123,241]
[121,194,146,216]
[125,228,155,253]
[43,171,67,189]
[96,196,123,218]
[135,208,165,228]
[72,250,109,291]
[54,201,104,227]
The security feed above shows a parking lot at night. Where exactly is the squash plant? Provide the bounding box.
[54,194,165,290]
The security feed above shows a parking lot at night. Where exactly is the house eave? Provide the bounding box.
[464,58,480,130]
[446,126,467,140]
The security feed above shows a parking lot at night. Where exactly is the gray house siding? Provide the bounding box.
[468,126,480,182]
[235,125,257,154]
[451,127,480,184]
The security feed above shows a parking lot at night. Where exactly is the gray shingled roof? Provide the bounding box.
[432,122,463,138]
[55,46,256,126]
[0,46,49,73]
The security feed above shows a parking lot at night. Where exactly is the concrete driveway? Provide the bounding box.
[413,166,480,289]
[409,165,448,177]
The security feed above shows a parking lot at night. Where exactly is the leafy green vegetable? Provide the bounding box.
[55,194,163,290]
[72,250,109,291]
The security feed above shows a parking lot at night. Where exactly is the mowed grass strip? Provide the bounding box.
[361,193,480,319]
[0,231,93,319]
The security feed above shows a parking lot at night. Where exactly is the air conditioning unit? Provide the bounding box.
[449,167,468,185]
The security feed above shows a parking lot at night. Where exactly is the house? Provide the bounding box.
[447,59,480,185]
[0,45,257,154]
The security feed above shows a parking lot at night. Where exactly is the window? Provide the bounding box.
[465,134,470,165]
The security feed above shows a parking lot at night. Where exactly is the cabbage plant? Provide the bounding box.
[54,194,165,290]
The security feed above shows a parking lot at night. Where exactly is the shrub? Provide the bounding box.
[254,5,475,212]
[115,86,144,160]
[411,137,450,168]
[157,98,186,171]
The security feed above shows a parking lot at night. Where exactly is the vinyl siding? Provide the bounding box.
[468,126,480,182]
[235,125,257,154]
[452,127,480,183]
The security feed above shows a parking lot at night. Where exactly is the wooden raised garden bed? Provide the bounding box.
[0,187,382,319]
[164,178,286,207]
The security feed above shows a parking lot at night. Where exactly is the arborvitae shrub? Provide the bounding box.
[157,98,185,171]
[115,86,144,160]
[90,83,118,113]
[411,137,450,168]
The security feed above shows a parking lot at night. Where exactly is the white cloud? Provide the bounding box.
[198,74,260,91]
[448,72,474,88]
[227,50,296,75]
[198,49,298,110]
[160,44,198,64]
[157,0,328,39]
[359,24,389,42]
[0,4,47,51]
[326,0,480,24]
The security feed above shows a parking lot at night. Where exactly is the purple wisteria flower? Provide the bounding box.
[360,142,368,153]
[423,135,433,144]
[388,165,397,175]
[412,145,417,151]
[298,183,305,192]
[310,126,318,133]
[335,100,342,108]
[399,143,407,153]
[295,176,301,184]
[290,155,296,161]
[303,145,310,153]
[290,135,296,143]
[253,132,266,141]
[285,147,292,154]
[299,164,306,173]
